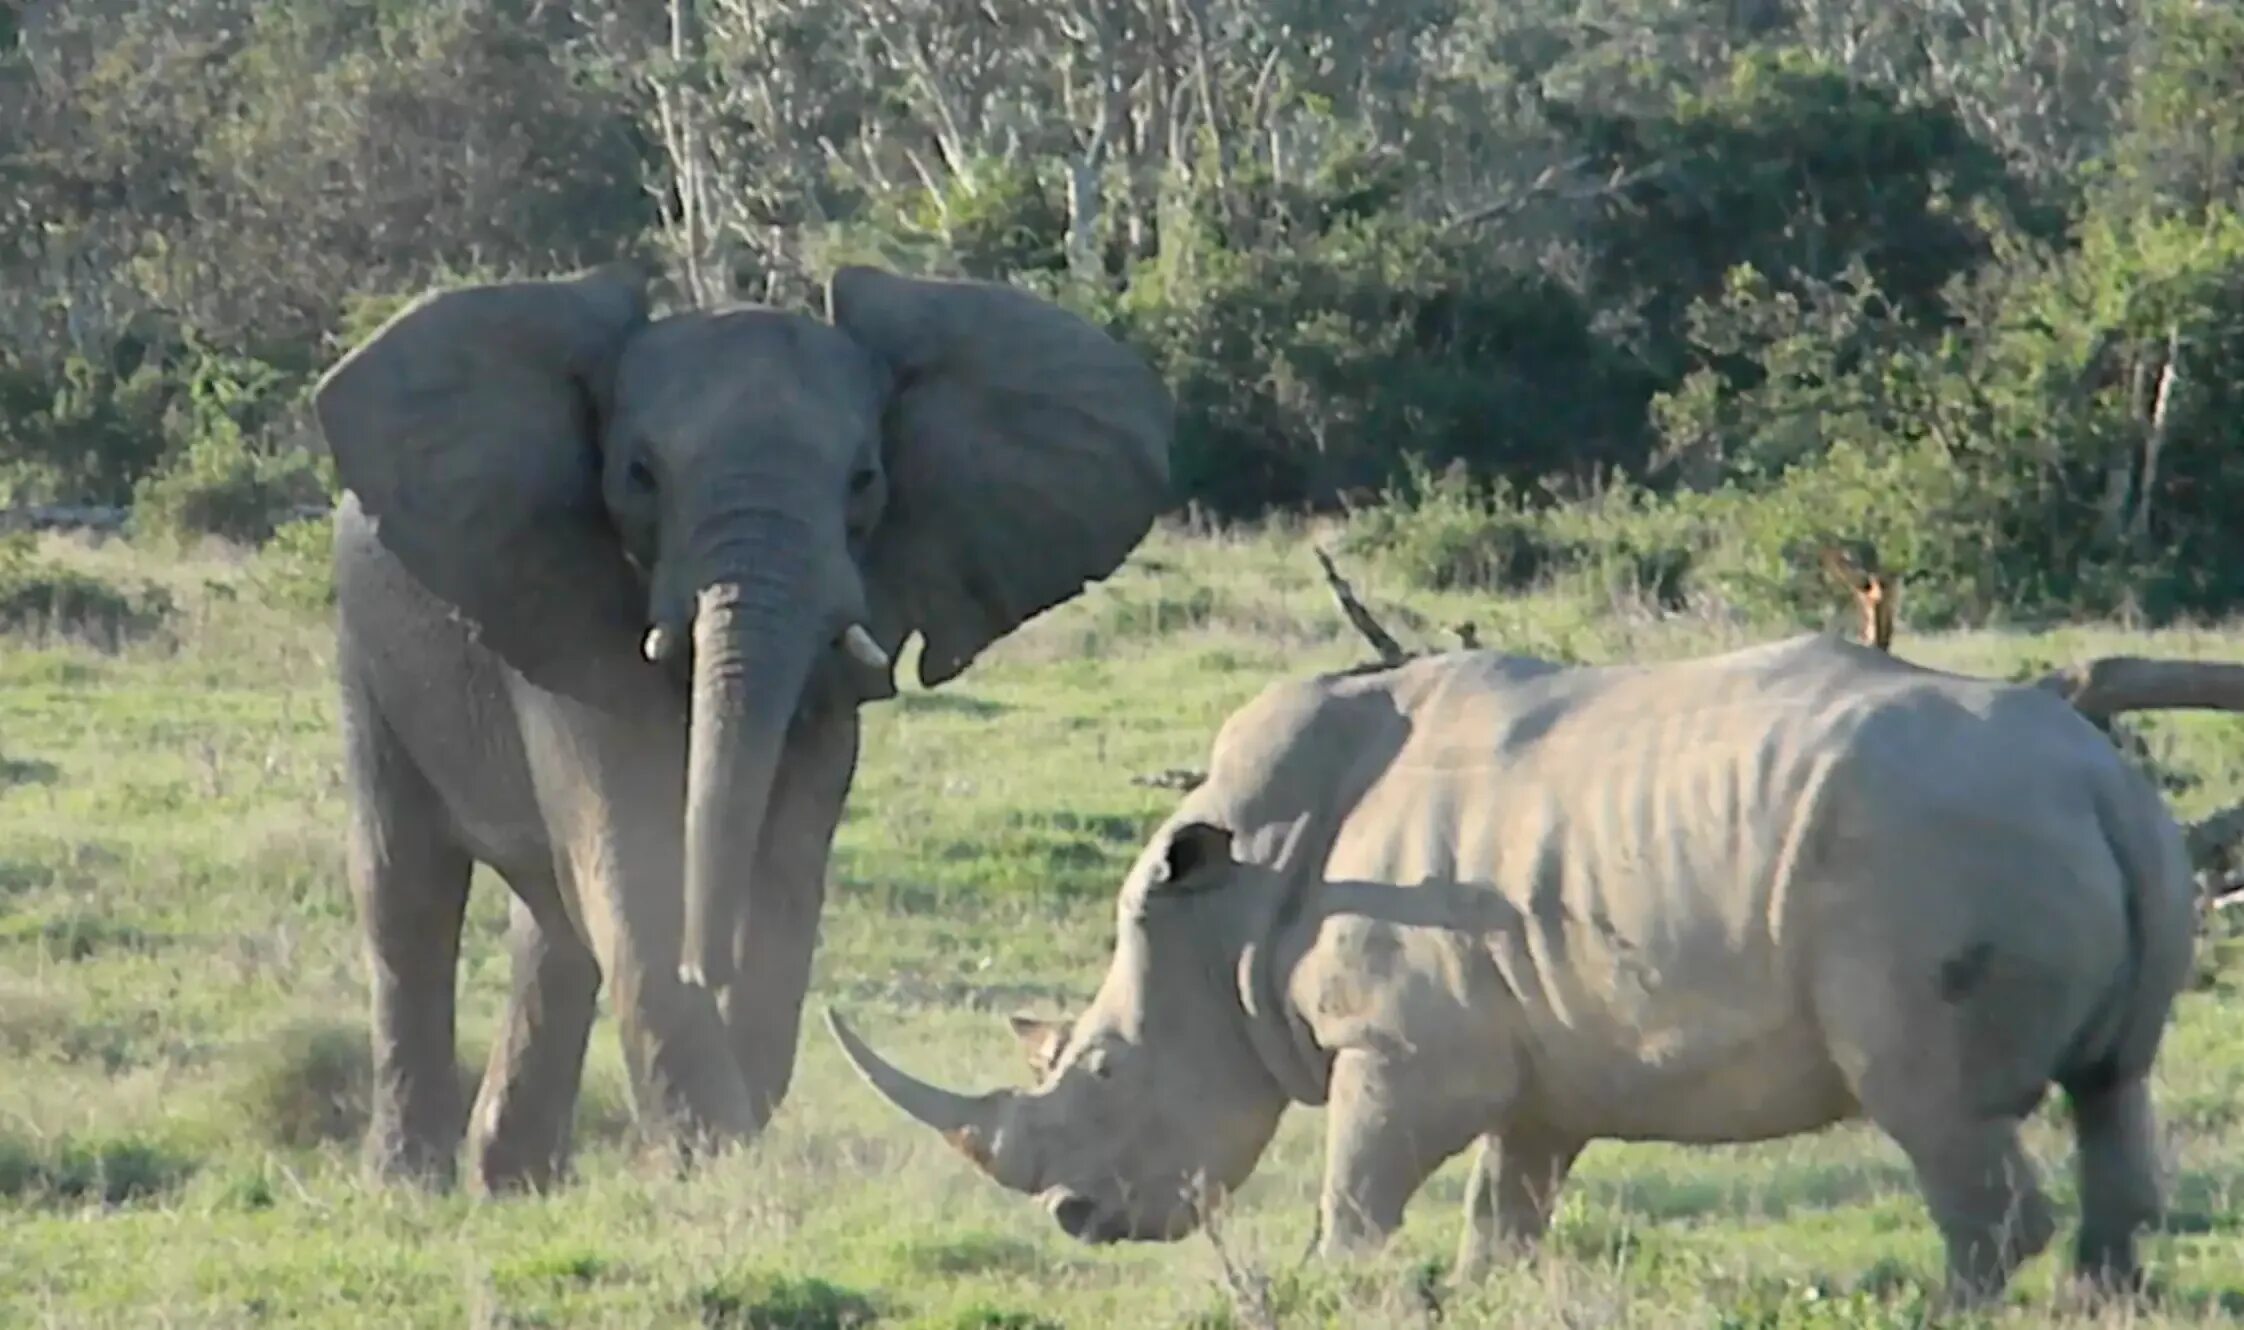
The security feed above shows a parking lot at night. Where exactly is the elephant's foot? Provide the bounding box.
[468,891,602,1197]
[365,1112,462,1191]
[614,971,762,1166]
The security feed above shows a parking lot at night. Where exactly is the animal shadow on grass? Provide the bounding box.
[1570,1153,1921,1226]
[695,1272,881,1330]
[897,691,1010,719]
[0,860,54,897]
[235,1017,639,1154]
[0,754,59,788]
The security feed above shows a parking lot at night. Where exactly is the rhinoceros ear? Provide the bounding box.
[1006,1014,1070,1079]
[1149,822,1234,893]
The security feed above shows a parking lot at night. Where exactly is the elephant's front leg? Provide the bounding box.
[342,692,474,1188]
[511,677,758,1159]
[718,705,858,1129]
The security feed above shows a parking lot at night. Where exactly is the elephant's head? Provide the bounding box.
[312,262,1172,989]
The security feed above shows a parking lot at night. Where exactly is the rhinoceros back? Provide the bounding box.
[1275,635,2173,1139]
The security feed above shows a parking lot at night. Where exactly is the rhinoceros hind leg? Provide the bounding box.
[1874,1108,2055,1306]
[2067,1074,2161,1296]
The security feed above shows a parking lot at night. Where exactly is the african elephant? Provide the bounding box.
[311,262,1171,1191]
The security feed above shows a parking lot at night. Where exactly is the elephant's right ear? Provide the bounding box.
[313,265,650,675]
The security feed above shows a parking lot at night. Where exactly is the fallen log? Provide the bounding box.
[2032,656,2244,721]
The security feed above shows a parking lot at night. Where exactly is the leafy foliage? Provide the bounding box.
[0,534,174,647]
[4,0,2244,625]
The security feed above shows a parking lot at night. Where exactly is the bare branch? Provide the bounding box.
[2130,323,2182,546]
[1443,156,1673,234]
[1313,545,1409,667]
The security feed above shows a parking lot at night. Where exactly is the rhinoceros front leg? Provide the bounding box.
[1454,1127,1583,1279]
[1317,1048,1491,1258]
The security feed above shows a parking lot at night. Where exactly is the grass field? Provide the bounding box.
[4,518,2244,1328]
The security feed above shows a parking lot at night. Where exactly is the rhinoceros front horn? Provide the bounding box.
[824,1008,1031,1189]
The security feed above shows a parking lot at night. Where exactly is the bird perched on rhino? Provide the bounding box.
[830,633,2196,1307]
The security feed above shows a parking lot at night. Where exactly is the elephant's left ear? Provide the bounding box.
[827,266,1173,687]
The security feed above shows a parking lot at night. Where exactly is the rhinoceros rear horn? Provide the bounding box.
[824,1008,1031,1189]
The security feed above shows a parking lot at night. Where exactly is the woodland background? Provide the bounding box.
[14,7,2244,1325]
[5,0,2244,628]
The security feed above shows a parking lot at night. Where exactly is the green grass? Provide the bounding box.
[4,520,2244,1327]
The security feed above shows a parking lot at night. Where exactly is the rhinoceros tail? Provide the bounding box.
[2062,768,2197,1100]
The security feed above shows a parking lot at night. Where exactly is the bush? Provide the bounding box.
[1100,147,1655,515]
[695,1273,881,1330]
[0,349,174,506]
[0,1130,197,1206]
[245,514,338,615]
[1550,47,2052,387]
[1342,445,1989,630]
[132,435,331,548]
[1338,460,1561,592]
[0,534,175,647]
[234,1018,374,1150]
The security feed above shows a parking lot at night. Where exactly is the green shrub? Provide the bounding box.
[696,1272,881,1329]
[1342,445,1993,630]
[1550,47,2053,387]
[0,534,175,647]
[132,434,331,547]
[245,513,338,615]
[0,1130,197,1206]
[1338,460,1561,592]
[233,1018,373,1150]
[0,336,314,513]
[1109,190,1655,516]
[0,349,174,506]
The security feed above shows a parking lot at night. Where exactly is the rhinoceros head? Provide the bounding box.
[826,820,1292,1243]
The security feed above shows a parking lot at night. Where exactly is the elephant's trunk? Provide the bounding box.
[677,570,819,992]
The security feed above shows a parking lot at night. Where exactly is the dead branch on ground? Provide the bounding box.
[1131,768,1206,791]
[2032,656,2244,722]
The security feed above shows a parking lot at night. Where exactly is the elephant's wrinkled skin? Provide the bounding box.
[832,636,2196,1305]
[315,263,1169,1190]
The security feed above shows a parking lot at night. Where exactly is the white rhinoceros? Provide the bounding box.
[828,635,2197,1304]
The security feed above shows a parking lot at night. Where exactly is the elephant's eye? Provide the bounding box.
[849,467,876,495]
[627,459,656,494]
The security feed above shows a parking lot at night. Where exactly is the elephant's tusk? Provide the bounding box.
[841,623,890,670]
[642,624,681,664]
